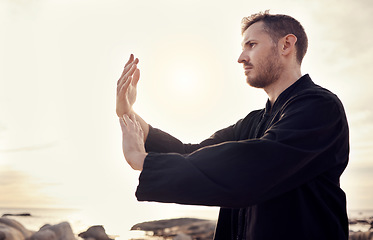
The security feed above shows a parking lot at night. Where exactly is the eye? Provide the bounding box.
[242,41,257,50]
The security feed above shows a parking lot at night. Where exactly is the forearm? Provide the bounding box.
[145,123,238,154]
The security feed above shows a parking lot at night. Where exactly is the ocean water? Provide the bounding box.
[1,207,372,239]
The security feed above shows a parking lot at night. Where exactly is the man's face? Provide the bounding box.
[238,21,283,89]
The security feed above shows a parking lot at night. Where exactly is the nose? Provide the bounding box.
[238,51,248,64]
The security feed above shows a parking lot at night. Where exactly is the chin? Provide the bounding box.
[246,78,265,89]
[246,77,255,86]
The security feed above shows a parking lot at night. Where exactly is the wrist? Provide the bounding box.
[116,107,133,117]
[127,108,135,116]
[127,152,147,171]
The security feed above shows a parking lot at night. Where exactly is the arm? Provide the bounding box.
[121,115,239,171]
[135,93,349,207]
[116,54,150,170]
[116,54,149,141]
[145,121,239,154]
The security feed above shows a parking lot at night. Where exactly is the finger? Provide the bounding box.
[118,76,132,95]
[123,114,134,127]
[136,120,143,133]
[118,57,138,85]
[124,54,134,68]
[117,75,130,95]
[117,62,135,86]
[125,63,138,80]
[119,55,134,83]
[123,59,138,75]
[121,57,139,79]
[132,69,140,87]
[117,62,138,87]
[129,113,136,122]
[119,117,127,129]
[129,114,141,130]
[130,114,140,132]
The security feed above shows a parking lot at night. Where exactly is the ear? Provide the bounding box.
[279,34,297,56]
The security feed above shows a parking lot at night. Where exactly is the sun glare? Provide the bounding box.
[171,68,197,92]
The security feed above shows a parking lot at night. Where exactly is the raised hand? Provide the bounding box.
[116,54,140,117]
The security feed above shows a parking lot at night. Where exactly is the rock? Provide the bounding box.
[350,219,358,225]
[356,220,370,225]
[0,217,34,239]
[0,223,25,240]
[173,233,192,240]
[30,222,75,240]
[1,214,31,218]
[0,217,115,240]
[30,229,57,240]
[131,218,216,240]
[78,225,113,240]
[40,224,52,229]
[131,218,207,232]
[171,220,215,240]
[0,231,5,240]
[349,231,373,240]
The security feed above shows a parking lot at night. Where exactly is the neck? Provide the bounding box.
[264,67,302,106]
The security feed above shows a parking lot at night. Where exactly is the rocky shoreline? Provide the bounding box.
[0,215,372,240]
[349,216,373,240]
[0,217,113,240]
[131,217,373,240]
[131,218,216,240]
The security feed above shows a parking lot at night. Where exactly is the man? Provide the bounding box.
[116,11,349,240]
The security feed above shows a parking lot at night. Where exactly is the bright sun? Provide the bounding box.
[169,67,198,92]
[175,72,195,90]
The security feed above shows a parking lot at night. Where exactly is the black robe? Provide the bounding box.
[136,74,349,240]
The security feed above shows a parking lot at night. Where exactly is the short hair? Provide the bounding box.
[241,10,308,64]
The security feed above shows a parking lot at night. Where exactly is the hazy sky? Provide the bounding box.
[1,0,372,231]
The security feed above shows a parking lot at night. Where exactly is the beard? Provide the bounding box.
[246,47,283,89]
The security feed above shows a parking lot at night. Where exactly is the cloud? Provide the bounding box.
[347,109,373,157]
[0,141,57,153]
[303,0,373,90]
[0,166,57,208]
[342,162,373,209]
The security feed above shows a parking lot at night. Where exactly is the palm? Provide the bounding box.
[116,55,140,117]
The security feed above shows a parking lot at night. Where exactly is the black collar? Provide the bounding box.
[264,74,314,115]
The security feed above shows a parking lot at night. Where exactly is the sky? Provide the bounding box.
[1,0,373,231]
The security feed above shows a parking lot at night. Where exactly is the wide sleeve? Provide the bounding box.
[136,92,349,208]
[145,120,239,154]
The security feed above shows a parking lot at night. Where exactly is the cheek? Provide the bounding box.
[252,48,268,64]
[250,51,259,65]
[251,47,262,59]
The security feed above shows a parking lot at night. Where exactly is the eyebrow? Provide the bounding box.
[241,39,257,48]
